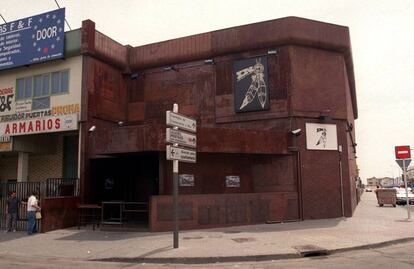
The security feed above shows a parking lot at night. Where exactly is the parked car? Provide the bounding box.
[365,188,372,192]
[395,187,414,205]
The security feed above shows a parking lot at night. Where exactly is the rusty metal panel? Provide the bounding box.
[94,31,128,69]
[198,205,220,225]
[215,60,232,96]
[211,17,350,57]
[225,201,247,224]
[130,33,212,70]
[88,59,126,122]
[198,127,288,154]
[156,202,193,221]
[149,192,299,232]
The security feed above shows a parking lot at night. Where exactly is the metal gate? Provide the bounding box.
[0,178,79,231]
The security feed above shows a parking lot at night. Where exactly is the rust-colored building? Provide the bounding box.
[0,15,358,232]
[79,16,358,231]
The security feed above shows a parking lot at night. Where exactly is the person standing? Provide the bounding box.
[4,191,20,233]
[27,191,40,235]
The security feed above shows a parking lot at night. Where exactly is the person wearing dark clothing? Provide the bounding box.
[4,191,20,233]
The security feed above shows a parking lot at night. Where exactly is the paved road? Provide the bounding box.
[1,241,413,269]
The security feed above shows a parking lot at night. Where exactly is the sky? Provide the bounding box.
[1,0,414,181]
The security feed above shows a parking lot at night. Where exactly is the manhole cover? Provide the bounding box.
[231,237,255,243]
[293,245,328,257]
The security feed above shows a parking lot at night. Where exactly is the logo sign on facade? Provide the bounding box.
[0,135,10,142]
[0,141,12,152]
[0,87,14,113]
[166,145,196,163]
[0,113,78,136]
[179,174,195,187]
[225,175,240,188]
[306,123,338,151]
[395,145,411,159]
[166,111,197,133]
[166,128,197,148]
[0,135,12,152]
[0,8,65,71]
[233,56,269,113]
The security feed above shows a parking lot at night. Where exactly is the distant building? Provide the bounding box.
[379,177,395,187]
[366,177,380,188]
[405,167,414,187]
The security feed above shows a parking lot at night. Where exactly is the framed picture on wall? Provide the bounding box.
[225,175,240,187]
[179,174,195,187]
[233,56,270,113]
[305,123,338,151]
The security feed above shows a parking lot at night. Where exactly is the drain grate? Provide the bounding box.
[183,236,203,240]
[293,244,328,257]
[231,237,255,243]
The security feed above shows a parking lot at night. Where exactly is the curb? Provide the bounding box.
[92,237,414,264]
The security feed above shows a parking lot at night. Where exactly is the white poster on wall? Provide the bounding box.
[306,123,338,151]
[225,175,240,187]
[179,174,195,187]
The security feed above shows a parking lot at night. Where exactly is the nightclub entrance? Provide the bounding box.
[90,153,159,229]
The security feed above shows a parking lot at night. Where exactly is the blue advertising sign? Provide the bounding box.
[0,8,65,71]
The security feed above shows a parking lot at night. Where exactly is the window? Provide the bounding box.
[51,72,60,94]
[15,70,70,110]
[42,74,50,96]
[16,78,25,99]
[24,77,32,99]
[33,75,42,97]
[60,71,69,93]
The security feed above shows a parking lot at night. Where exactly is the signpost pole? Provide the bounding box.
[166,103,197,248]
[403,159,411,219]
[395,146,412,220]
[172,103,179,248]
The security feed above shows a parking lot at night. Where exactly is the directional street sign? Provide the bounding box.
[166,111,197,133]
[396,158,412,171]
[166,128,197,148]
[166,145,196,163]
[165,104,197,248]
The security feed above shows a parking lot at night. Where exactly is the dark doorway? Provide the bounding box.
[90,152,159,228]
[63,135,79,178]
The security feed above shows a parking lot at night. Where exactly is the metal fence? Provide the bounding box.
[0,178,79,231]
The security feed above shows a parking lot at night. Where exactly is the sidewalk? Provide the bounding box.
[1,192,413,264]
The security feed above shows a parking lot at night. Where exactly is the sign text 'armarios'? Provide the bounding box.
[0,113,78,136]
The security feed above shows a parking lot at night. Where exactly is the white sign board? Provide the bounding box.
[166,145,196,163]
[0,113,78,136]
[0,136,11,142]
[225,175,240,187]
[179,174,195,186]
[166,111,197,133]
[166,128,197,148]
[306,123,338,151]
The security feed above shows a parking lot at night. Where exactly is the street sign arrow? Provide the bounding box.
[166,111,197,133]
[166,145,196,163]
